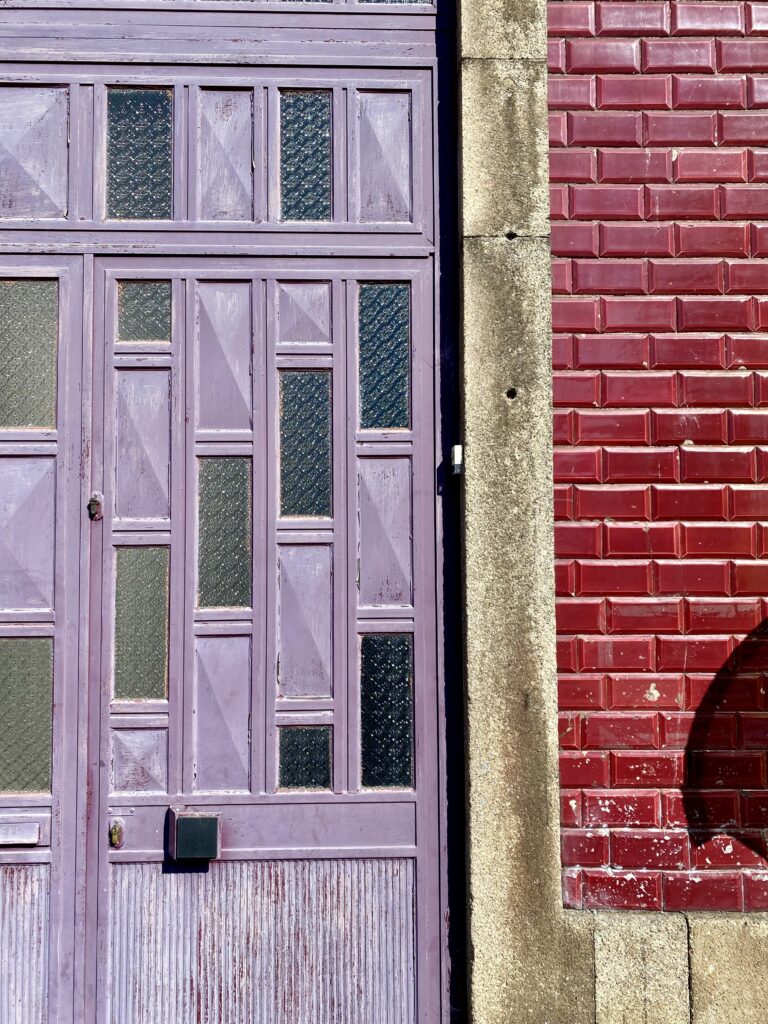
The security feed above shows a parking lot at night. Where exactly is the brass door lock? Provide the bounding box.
[108,817,125,849]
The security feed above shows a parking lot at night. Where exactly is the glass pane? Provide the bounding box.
[279,371,332,518]
[280,91,332,222]
[360,634,414,788]
[118,281,171,342]
[114,546,169,700]
[0,279,57,429]
[279,726,332,789]
[0,638,53,793]
[197,457,252,608]
[358,283,410,430]
[107,88,173,220]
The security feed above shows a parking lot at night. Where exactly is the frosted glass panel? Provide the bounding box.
[279,371,332,518]
[360,634,414,788]
[0,638,53,793]
[0,279,57,429]
[114,546,169,700]
[107,88,173,220]
[197,457,252,608]
[118,281,171,342]
[279,727,332,790]
[280,91,332,222]
[358,283,410,430]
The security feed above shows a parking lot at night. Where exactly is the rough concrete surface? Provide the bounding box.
[689,915,768,1024]
[461,0,547,60]
[461,59,549,239]
[594,914,690,1024]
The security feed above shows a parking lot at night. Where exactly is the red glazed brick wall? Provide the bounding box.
[550,0,768,911]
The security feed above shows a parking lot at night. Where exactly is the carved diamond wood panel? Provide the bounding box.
[0,88,68,219]
[0,458,55,611]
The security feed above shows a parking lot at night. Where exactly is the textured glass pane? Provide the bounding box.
[0,638,53,793]
[0,279,57,429]
[280,91,331,222]
[359,283,410,430]
[279,726,331,789]
[114,547,169,700]
[361,634,414,788]
[118,281,171,342]
[107,88,173,220]
[197,457,252,608]
[279,372,332,518]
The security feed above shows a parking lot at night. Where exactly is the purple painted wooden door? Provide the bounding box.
[0,6,445,1023]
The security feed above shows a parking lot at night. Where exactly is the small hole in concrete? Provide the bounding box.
[505,231,518,241]
[506,387,517,400]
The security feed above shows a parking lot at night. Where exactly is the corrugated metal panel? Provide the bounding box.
[108,858,415,1024]
[0,864,49,1024]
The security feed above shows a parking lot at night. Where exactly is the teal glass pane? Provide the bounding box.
[279,371,332,518]
[0,638,53,793]
[280,91,332,222]
[107,88,173,220]
[359,283,410,430]
[0,279,57,429]
[197,457,252,608]
[114,547,169,700]
[118,281,171,342]
[279,727,332,789]
[360,634,414,789]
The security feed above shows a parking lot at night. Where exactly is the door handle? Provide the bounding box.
[87,491,104,521]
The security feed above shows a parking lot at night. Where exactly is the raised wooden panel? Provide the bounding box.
[357,92,412,224]
[198,90,254,223]
[111,728,168,795]
[277,544,333,698]
[0,88,68,220]
[115,370,171,520]
[196,282,252,431]
[358,457,413,608]
[0,458,55,611]
[193,635,251,793]
[276,282,331,345]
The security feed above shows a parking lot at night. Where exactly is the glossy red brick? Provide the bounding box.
[569,111,643,146]
[552,259,572,295]
[561,829,610,868]
[748,147,768,181]
[677,223,750,257]
[559,712,581,749]
[663,871,743,910]
[554,447,602,482]
[648,259,723,295]
[675,148,748,182]
[729,483,768,515]
[553,370,600,406]
[664,790,738,828]
[682,445,756,481]
[561,789,583,827]
[722,184,768,219]
[567,38,641,74]
[654,559,731,595]
[602,370,677,406]
[680,371,753,406]
[688,751,765,787]
[574,484,651,519]
[554,482,573,517]
[580,635,655,671]
[572,259,646,293]
[609,673,685,710]
[724,260,768,293]
[643,38,717,73]
[730,410,768,441]
[549,76,596,111]
[602,298,677,332]
[719,39,768,71]
[644,112,717,146]
[611,752,685,788]
[555,559,576,595]
[575,410,650,444]
[748,2,768,34]
[559,674,607,711]
[554,410,573,444]
[673,75,747,109]
[748,223,768,255]
[653,410,728,444]
[597,75,671,110]
[652,485,728,519]
[548,0,595,36]
[550,149,598,184]
[559,751,611,787]
[732,559,768,593]
[747,75,768,106]
[721,111,768,143]
[679,297,754,332]
[584,869,662,909]
[658,636,734,673]
[550,184,569,220]
[578,559,653,594]
[647,184,719,220]
[562,868,583,908]
[605,523,680,556]
[652,333,727,368]
[727,334,768,367]
[584,711,660,749]
[555,522,602,558]
[551,222,600,257]
[611,828,689,868]
[583,789,662,827]
[660,711,738,748]
[552,297,601,333]
[570,184,645,219]
[549,112,567,147]
[557,635,578,671]
[603,446,679,482]
[741,790,768,826]
[574,334,650,368]
[687,671,763,711]
[743,870,768,909]
[685,523,757,558]
[598,148,673,183]
[548,38,566,73]
[687,597,763,634]
[601,221,675,257]
[673,2,746,35]
[608,596,683,632]
[740,713,768,748]
[597,2,670,37]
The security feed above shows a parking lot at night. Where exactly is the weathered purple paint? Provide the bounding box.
[0,456,56,610]
[0,4,446,1021]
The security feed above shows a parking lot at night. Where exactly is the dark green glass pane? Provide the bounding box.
[279,727,331,789]
[114,547,169,700]
[279,372,332,518]
[197,457,252,608]
[118,282,171,342]
[0,638,53,793]
[107,88,173,220]
[0,279,57,429]
[359,283,410,430]
[280,91,331,222]
[361,634,414,789]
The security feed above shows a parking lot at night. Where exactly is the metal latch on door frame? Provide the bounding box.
[87,491,104,521]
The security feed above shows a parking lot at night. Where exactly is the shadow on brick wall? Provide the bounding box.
[685,621,768,860]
